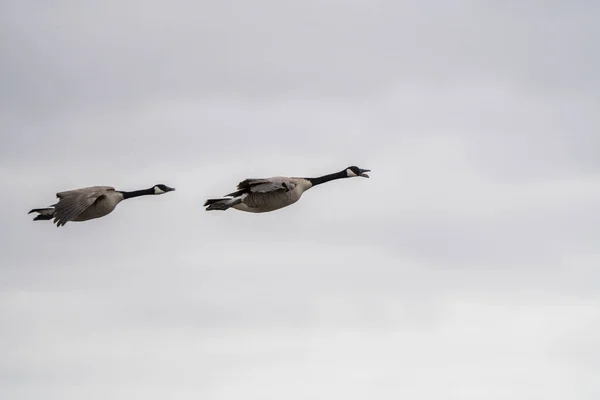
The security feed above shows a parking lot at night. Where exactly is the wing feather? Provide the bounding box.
[56,186,115,199]
[234,177,296,194]
[53,187,113,226]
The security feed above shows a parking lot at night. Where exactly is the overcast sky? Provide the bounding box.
[1,1,599,399]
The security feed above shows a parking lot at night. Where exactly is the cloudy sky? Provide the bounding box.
[1,1,599,399]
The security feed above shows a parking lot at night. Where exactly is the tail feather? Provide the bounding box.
[203,197,242,211]
[29,207,55,222]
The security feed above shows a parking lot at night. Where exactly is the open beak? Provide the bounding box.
[359,169,370,178]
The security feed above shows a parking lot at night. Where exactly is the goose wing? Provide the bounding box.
[56,186,115,199]
[53,186,115,226]
[228,177,296,196]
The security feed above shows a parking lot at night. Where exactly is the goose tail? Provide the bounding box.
[203,197,242,211]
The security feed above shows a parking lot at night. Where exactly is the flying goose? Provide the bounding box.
[29,184,175,227]
[204,166,370,213]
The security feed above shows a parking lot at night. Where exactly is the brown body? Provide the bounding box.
[232,178,312,213]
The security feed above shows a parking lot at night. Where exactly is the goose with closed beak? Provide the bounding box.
[29,184,175,227]
[204,166,370,213]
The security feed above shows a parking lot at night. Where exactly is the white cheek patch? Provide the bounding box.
[346,168,357,177]
[154,187,165,194]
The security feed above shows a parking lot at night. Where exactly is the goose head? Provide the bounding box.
[345,166,370,178]
[153,184,176,194]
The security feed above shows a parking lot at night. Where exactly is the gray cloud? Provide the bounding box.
[1,1,599,399]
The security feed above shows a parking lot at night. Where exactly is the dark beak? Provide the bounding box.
[359,169,370,178]
[167,187,176,192]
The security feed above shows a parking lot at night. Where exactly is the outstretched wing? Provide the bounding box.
[227,177,296,197]
[56,186,115,199]
[53,187,114,226]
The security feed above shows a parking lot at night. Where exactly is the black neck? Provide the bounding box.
[118,188,155,200]
[306,170,347,187]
